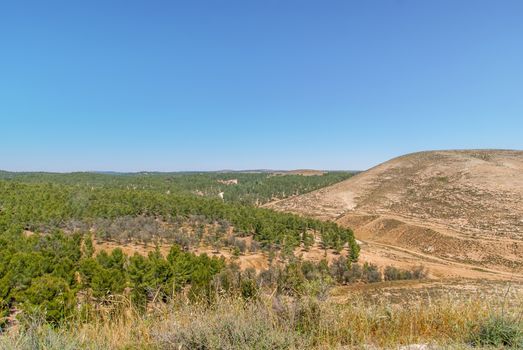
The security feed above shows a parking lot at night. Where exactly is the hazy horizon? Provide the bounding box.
[0,168,360,173]
[2,1,523,172]
[2,148,522,174]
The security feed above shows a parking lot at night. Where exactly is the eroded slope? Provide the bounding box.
[268,150,523,276]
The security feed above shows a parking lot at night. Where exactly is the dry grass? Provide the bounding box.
[2,292,522,349]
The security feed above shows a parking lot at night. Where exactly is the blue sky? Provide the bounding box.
[1,1,522,172]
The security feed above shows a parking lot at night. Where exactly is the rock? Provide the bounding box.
[399,344,440,350]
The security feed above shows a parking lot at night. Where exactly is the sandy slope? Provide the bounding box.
[267,150,523,279]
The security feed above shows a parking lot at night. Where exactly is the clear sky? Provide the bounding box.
[1,1,522,172]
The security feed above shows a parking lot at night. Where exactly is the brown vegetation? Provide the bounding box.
[3,291,522,349]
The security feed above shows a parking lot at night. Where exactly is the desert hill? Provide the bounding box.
[268,150,523,278]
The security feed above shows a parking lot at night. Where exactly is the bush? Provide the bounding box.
[152,301,303,349]
[384,266,401,281]
[330,256,350,284]
[411,265,427,279]
[234,239,247,254]
[292,298,322,335]
[249,240,260,253]
[344,263,362,283]
[20,275,74,324]
[362,263,381,283]
[384,265,427,281]
[470,314,523,348]
[240,279,258,301]
[277,262,306,296]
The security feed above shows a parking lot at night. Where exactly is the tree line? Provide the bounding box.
[0,180,359,256]
[0,170,354,206]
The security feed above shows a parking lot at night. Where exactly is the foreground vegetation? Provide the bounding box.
[1,228,520,349]
[0,229,415,328]
[1,294,522,349]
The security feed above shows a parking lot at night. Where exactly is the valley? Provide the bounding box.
[2,151,523,348]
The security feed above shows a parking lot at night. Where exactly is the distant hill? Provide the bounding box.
[268,150,523,277]
[270,169,326,176]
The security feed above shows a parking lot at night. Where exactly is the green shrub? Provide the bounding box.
[470,314,523,348]
[20,275,74,324]
[240,279,258,301]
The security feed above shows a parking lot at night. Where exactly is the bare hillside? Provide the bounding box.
[268,150,523,277]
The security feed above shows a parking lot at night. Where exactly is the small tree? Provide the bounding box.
[330,256,349,284]
[83,235,95,258]
[302,231,314,251]
[232,246,241,259]
[333,237,343,255]
[349,239,360,262]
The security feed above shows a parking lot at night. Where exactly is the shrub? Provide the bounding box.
[277,262,306,296]
[292,298,322,335]
[362,263,381,283]
[344,263,362,283]
[411,265,427,279]
[470,314,523,348]
[384,266,401,281]
[384,265,427,281]
[152,300,303,349]
[330,256,350,284]
[234,239,247,254]
[249,240,260,253]
[240,279,258,301]
[20,275,74,324]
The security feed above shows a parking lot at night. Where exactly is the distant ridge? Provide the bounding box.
[0,169,358,175]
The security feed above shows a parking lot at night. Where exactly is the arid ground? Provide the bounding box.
[267,150,523,296]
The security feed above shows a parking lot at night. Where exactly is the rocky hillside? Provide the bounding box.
[268,150,523,275]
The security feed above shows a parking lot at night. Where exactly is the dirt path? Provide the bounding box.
[336,210,523,278]
[330,278,523,304]
[358,238,523,281]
